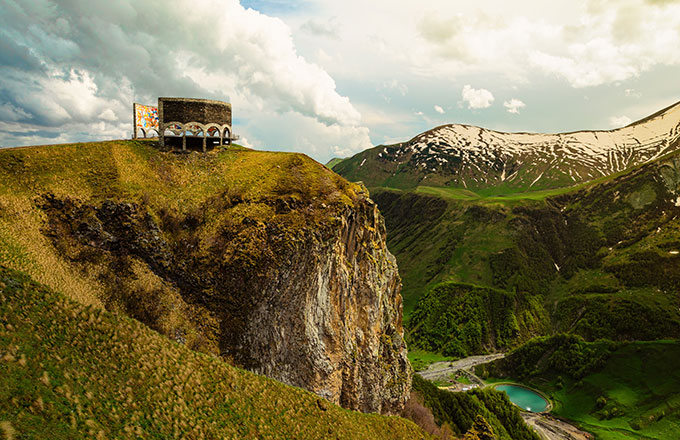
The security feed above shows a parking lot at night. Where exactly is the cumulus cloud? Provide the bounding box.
[461,85,494,110]
[503,99,525,114]
[0,0,368,159]
[433,105,445,114]
[609,115,632,127]
[528,2,680,87]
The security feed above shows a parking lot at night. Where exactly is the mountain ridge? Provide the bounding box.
[335,100,680,194]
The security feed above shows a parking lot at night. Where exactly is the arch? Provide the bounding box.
[184,122,205,136]
[136,127,146,138]
[206,124,221,137]
[164,122,184,136]
[146,128,159,138]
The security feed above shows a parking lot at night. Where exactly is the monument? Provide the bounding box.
[133,97,237,151]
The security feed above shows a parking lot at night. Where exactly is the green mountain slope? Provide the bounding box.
[0,265,427,439]
[373,146,680,351]
[478,336,680,439]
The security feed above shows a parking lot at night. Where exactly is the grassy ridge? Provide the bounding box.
[0,265,427,439]
[478,336,680,439]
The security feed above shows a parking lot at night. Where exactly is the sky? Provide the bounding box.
[1,0,679,162]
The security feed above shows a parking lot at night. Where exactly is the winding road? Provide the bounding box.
[416,353,505,382]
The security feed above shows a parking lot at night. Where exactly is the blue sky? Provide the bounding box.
[1,0,679,162]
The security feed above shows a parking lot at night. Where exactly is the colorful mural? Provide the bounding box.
[134,104,159,132]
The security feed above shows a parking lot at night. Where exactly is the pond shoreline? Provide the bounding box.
[492,382,554,413]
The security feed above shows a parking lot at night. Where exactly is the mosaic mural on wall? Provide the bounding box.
[134,104,159,133]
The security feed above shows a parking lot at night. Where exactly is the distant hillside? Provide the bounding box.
[0,265,427,439]
[335,100,680,194]
[326,157,345,169]
[377,146,680,350]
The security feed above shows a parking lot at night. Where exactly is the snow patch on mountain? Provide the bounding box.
[375,101,680,188]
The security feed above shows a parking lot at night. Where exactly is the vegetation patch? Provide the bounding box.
[410,375,540,440]
[479,337,680,439]
[408,282,549,357]
[0,265,427,439]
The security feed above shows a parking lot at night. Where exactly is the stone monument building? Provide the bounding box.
[133,97,237,151]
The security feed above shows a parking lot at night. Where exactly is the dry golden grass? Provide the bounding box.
[0,265,428,439]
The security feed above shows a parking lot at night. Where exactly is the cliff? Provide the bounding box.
[0,140,410,414]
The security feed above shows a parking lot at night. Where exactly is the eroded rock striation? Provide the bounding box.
[243,189,410,414]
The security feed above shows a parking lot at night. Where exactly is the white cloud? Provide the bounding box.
[461,85,494,109]
[434,105,445,114]
[625,88,641,98]
[300,18,340,39]
[3,0,680,158]
[609,115,632,127]
[0,0,368,160]
[503,99,526,114]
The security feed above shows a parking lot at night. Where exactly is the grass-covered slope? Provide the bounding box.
[0,265,427,439]
[0,139,359,354]
[408,282,548,357]
[375,148,680,349]
[478,335,680,439]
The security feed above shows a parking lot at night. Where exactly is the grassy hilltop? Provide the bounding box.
[0,140,434,438]
[0,139,360,353]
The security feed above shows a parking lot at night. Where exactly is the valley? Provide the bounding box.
[3,100,680,439]
[333,100,680,439]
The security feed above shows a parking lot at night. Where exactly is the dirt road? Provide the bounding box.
[522,413,593,440]
[416,353,505,381]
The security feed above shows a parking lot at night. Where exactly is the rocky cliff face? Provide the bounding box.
[7,143,411,414]
[243,189,410,414]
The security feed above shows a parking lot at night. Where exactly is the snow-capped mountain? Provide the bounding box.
[334,101,680,192]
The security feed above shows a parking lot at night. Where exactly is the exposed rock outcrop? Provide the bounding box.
[243,189,410,414]
[36,170,410,414]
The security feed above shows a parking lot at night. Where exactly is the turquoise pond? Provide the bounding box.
[495,385,549,412]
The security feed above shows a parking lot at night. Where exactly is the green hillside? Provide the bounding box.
[478,336,680,439]
[325,157,345,169]
[408,282,549,357]
[371,148,680,359]
[0,264,428,439]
